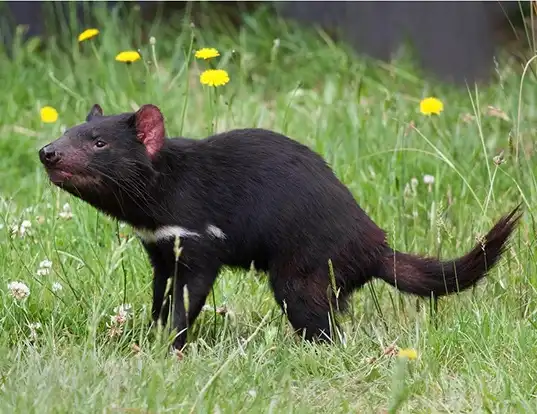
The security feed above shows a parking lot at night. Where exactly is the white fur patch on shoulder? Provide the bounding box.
[206,224,226,239]
[135,225,202,244]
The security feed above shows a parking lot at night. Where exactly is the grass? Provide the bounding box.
[1,3,537,413]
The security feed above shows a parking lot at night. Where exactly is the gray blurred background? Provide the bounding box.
[0,1,532,87]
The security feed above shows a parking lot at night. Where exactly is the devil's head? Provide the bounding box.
[38,103,167,221]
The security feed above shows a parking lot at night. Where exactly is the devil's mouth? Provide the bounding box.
[45,167,102,190]
[45,168,74,184]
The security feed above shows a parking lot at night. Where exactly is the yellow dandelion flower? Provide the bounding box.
[77,28,99,42]
[195,48,220,60]
[40,106,59,123]
[115,51,141,64]
[397,348,418,360]
[419,97,444,116]
[200,69,230,87]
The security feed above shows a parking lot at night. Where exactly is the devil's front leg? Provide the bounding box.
[143,241,173,328]
[152,264,172,328]
[143,239,221,350]
[171,260,220,351]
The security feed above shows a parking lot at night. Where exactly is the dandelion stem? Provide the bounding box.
[126,66,136,95]
[47,71,85,101]
[176,29,195,136]
[211,87,218,135]
[90,42,102,64]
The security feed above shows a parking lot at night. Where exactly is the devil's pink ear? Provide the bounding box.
[86,104,103,122]
[134,104,166,158]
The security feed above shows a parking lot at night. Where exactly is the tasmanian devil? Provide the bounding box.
[38,103,521,351]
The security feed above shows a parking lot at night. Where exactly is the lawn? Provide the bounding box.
[1,4,536,413]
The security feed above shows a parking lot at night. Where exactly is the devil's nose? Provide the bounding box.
[39,145,60,166]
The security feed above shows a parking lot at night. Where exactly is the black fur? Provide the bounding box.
[38,104,522,350]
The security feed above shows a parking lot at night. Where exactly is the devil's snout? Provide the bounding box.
[39,144,61,167]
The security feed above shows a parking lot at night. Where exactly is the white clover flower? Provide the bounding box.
[7,281,30,300]
[110,314,127,326]
[36,259,53,276]
[110,304,133,327]
[36,268,50,277]
[28,322,42,341]
[423,174,435,185]
[58,203,73,220]
[423,174,435,193]
[107,304,133,338]
[39,259,52,268]
[107,324,124,338]
[114,303,132,315]
[51,282,63,293]
[11,219,32,238]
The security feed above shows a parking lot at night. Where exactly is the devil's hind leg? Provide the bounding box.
[268,265,347,342]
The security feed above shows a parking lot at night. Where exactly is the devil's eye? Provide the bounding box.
[94,140,107,148]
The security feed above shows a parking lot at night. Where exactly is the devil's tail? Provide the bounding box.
[376,205,522,297]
